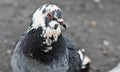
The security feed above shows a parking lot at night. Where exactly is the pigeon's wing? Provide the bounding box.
[11,35,24,72]
[63,35,82,72]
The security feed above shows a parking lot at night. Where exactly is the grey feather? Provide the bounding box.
[11,34,83,72]
[11,35,68,72]
[11,4,91,72]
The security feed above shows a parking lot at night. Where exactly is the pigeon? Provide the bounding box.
[108,63,120,72]
[11,4,91,72]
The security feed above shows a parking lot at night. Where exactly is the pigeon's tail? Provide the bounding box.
[78,49,91,72]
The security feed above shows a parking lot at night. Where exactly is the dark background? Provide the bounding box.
[0,0,120,72]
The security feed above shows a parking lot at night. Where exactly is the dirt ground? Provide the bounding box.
[0,0,120,72]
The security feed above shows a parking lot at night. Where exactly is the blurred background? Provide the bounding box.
[0,0,120,72]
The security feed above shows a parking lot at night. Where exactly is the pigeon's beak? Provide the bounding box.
[57,19,66,28]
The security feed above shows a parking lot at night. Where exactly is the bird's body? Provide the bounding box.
[11,27,68,72]
[11,32,81,72]
[11,4,91,72]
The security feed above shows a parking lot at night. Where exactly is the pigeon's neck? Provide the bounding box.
[21,27,66,64]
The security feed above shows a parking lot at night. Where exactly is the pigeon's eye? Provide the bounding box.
[47,13,52,18]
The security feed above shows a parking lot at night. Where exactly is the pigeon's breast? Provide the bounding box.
[12,47,68,72]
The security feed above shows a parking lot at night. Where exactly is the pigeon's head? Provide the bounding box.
[31,4,66,29]
[30,4,66,52]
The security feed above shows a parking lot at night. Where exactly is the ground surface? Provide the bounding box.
[0,0,120,72]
